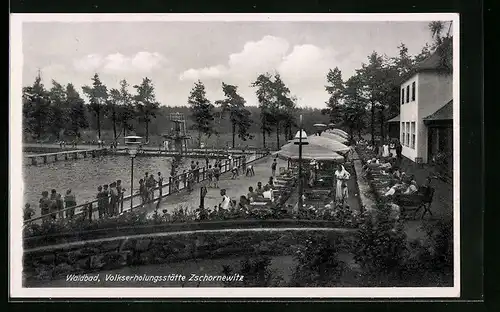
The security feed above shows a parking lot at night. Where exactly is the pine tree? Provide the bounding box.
[188,80,215,146]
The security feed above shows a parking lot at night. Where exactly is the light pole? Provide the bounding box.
[294,115,309,212]
[125,136,142,211]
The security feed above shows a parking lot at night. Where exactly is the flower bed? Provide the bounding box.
[23,206,362,248]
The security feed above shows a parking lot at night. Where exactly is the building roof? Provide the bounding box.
[423,100,453,122]
[387,115,400,123]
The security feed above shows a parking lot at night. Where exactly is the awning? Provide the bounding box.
[321,132,349,144]
[277,142,344,162]
[307,135,350,153]
[423,100,453,124]
[330,128,349,139]
[387,115,400,123]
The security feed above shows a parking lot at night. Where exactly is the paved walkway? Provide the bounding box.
[145,155,283,214]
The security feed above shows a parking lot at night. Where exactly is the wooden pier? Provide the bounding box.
[110,147,261,159]
[25,148,108,165]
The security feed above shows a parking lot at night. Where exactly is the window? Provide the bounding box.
[406,122,410,146]
[406,85,410,103]
[411,122,416,149]
[401,88,405,105]
[412,82,416,101]
[401,122,405,144]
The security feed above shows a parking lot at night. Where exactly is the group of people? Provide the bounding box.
[137,172,163,206]
[96,180,126,218]
[26,188,78,222]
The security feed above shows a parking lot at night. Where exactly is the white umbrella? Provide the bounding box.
[277,142,344,161]
[313,123,327,127]
[331,128,349,138]
[307,135,350,153]
[322,132,349,144]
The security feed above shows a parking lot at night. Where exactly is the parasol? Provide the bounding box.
[307,135,350,153]
[277,141,344,161]
[321,132,349,144]
[313,123,327,127]
[331,128,349,139]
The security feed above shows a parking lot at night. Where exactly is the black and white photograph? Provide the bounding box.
[10,13,460,298]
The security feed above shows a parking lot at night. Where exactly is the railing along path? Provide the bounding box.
[24,151,268,225]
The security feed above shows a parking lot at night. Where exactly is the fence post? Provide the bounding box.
[168,176,172,194]
[88,203,93,221]
[202,167,206,181]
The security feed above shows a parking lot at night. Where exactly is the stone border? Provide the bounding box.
[23,219,357,249]
[23,228,356,284]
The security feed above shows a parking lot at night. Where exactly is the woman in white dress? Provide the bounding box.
[335,164,351,202]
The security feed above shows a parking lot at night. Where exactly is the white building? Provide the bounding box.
[398,40,453,171]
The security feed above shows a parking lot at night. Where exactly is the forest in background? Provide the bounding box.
[22,21,452,149]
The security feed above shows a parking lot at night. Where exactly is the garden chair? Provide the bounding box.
[395,186,435,220]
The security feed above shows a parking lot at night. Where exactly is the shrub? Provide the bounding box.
[352,203,408,286]
[221,256,283,287]
[289,234,347,287]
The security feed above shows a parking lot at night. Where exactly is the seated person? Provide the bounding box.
[267,177,275,189]
[262,185,274,202]
[403,180,418,195]
[247,186,257,202]
[384,181,407,197]
[255,182,264,197]
[392,168,402,179]
[380,161,392,170]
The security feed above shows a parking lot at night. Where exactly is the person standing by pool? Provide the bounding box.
[146,174,156,200]
[157,172,163,198]
[109,182,118,216]
[138,179,147,206]
[56,193,64,219]
[102,184,110,216]
[195,161,200,183]
[49,189,58,220]
[213,165,220,188]
[206,165,214,188]
[96,186,105,219]
[39,191,51,223]
[24,204,34,221]
[63,189,76,219]
[116,180,124,213]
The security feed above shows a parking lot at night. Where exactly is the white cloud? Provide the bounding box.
[73,54,103,72]
[179,35,290,82]
[278,44,337,84]
[73,52,167,73]
[179,65,227,81]
[178,35,348,107]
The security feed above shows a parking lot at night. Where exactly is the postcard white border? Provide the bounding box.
[10,13,460,299]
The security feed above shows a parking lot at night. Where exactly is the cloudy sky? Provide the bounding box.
[22,21,435,108]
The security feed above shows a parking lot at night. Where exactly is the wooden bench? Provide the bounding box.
[395,187,435,219]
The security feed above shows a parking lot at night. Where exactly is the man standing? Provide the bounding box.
[39,191,51,223]
[116,180,125,213]
[395,140,403,160]
[157,172,164,198]
[96,186,105,219]
[64,189,76,219]
[102,184,110,216]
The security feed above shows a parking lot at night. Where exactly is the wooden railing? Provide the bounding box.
[23,151,269,225]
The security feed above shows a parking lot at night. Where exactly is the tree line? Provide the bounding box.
[321,21,453,145]
[22,21,452,148]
